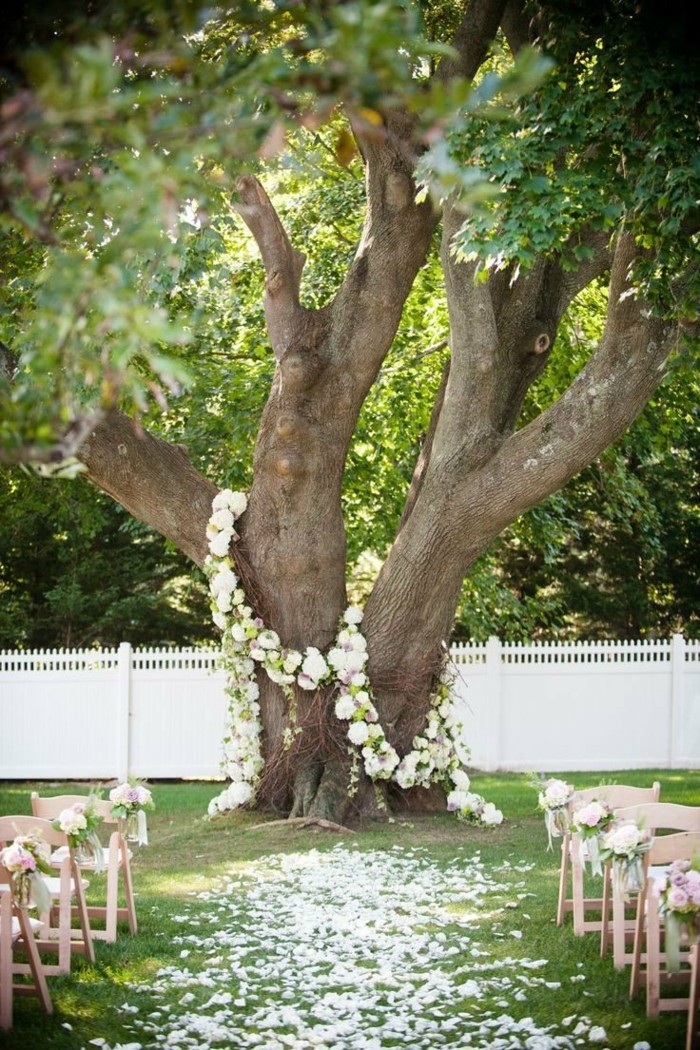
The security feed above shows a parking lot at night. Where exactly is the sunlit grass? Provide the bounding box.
[0,771,697,1048]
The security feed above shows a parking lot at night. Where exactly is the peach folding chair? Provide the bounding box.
[0,869,52,1029]
[601,802,700,971]
[628,830,700,1022]
[0,816,94,976]
[557,782,660,936]
[31,793,137,942]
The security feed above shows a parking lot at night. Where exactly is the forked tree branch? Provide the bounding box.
[233,175,308,357]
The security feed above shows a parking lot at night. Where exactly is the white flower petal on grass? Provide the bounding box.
[109,847,618,1050]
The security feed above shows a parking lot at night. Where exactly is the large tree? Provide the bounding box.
[1,0,698,820]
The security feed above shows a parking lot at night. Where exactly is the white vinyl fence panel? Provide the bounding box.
[1,637,698,780]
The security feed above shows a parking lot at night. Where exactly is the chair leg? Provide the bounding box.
[71,861,95,964]
[600,865,611,957]
[571,841,586,936]
[0,892,12,1030]
[645,888,662,1017]
[556,835,571,927]
[121,851,138,936]
[15,909,52,1016]
[686,941,699,1050]
[629,883,648,998]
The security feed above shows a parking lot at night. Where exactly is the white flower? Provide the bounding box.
[212,610,227,630]
[216,591,232,613]
[347,721,370,746]
[451,768,471,790]
[57,807,87,836]
[210,507,235,532]
[446,789,470,812]
[210,566,237,595]
[282,651,303,673]
[327,647,350,671]
[335,695,356,720]
[481,802,503,825]
[343,606,364,625]
[300,647,329,685]
[230,623,247,643]
[258,630,280,650]
[208,531,232,557]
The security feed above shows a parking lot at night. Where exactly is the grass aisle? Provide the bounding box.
[0,770,696,1049]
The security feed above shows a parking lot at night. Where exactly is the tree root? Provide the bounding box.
[247,816,355,834]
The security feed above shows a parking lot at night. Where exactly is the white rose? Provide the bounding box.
[230,623,247,642]
[451,768,471,790]
[343,606,364,625]
[210,507,234,531]
[334,695,356,720]
[300,647,329,684]
[283,651,303,673]
[210,567,237,596]
[327,647,349,671]
[212,610,227,630]
[208,531,232,557]
[347,721,370,745]
[228,491,248,517]
[481,803,503,825]
[216,591,232,612]
[258,630,280,650]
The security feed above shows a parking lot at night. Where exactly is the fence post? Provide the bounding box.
[484,636,502,771]
[117,642,132,781]
[670,634,685,768]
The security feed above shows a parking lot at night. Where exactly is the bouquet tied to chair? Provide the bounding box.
[109,781,154,845]
[52,795,105,872]
[570,798,616,876]
[0,832,52,912]
[654,857,700,971]
[536,777,575,850]
[599,819,652,900]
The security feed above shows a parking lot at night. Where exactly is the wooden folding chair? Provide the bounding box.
[557,781,660,935]
[0,869,53,1028]
[601,802,700,971]
[686,941,699,1050]
[31,793,137,942]
[628,830,700,1020]
[0,816,94,975]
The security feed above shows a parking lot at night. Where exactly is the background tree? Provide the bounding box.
[1,0,698,820]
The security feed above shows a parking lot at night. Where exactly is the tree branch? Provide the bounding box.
[78,410,218,567]
[436,0,510,82]
[233,175,308,357]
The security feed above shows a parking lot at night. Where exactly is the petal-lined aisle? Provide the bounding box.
[101,846,652,1050]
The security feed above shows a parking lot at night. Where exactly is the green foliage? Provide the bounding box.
[0,469,213,649]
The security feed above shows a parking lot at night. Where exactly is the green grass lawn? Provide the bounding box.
[0,769,698,1049]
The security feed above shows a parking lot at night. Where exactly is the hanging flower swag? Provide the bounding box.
[204,490,503,827]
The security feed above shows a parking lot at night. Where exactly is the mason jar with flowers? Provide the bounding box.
[599,820,652,899]
[52,795,104,871]
[0,833,52,912]
[570,798,616,876]
[109,781,155,845]
[653,858,700,971]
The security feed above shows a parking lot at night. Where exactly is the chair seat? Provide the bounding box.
[50,845,132,868]
[44,876,90,896]
[10,916,43,941]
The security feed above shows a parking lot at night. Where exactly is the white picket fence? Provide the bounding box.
[0,637,698,781]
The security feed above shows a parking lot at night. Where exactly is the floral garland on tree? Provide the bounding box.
[204,489,502,827]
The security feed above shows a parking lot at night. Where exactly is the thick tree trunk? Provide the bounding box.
[75,3,680,826]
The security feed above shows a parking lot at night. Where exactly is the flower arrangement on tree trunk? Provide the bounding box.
[52,795,105,871]
[0,833,52,912]
[204,490,503,826]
